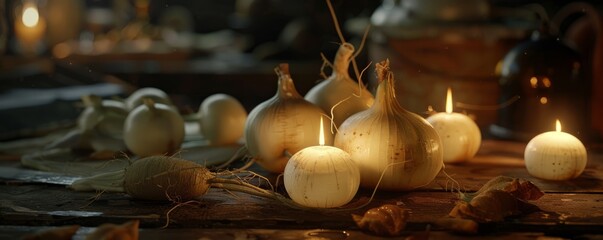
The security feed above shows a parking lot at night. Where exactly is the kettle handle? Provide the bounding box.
[552,2,603,137]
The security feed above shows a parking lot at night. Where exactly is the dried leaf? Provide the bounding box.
[503,179,544,201]
[21,225,80,240]
[86,220,139,240]
[352,204,409,237]
[451,190,526,222]
[450,176,543,223]
[460,176,544,202]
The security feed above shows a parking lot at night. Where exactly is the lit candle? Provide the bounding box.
[426,88,481,163]
[283,117,360,208]
[524,120,587,180]
[14,1,46,56]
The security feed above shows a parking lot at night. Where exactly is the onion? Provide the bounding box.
[334,60,443,190]
[305,43,374,127]
[125,87,173,111]
[198,94,247,145]
[124,99,185,157]
[245,63,333,173]
[77,95,128,151]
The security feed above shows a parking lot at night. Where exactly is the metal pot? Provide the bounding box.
[369,0,536,127]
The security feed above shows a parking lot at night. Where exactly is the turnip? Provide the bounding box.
[70,155,297,204]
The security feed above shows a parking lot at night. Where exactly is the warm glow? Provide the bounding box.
[22,5,39,28]
[319,116,325,146]
[542,77,551,88]
[556,119,561,132]
[540,97,548,104]
[530,77,538,88]
[445,87,453,114]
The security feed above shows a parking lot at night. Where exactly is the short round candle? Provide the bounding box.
[283,117,360,208]
[426,88,481,163]
[524,120,587,181]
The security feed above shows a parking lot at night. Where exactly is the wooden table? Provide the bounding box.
[0,138,602,239]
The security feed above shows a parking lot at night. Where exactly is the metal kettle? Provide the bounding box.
[490,27,589,141]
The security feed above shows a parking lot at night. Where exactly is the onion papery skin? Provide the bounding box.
[334,60,443,190]
[305,43,374,127]
[245,64,334,173]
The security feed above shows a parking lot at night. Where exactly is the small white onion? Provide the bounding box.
[198,93,247,145]
[125,87,173,111]
[284,145,360,208]
[124,99,185,157]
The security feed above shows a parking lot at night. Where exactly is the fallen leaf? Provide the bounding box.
[450,176,543,223]
[352,204,409,237]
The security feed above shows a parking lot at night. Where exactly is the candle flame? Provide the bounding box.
[445,87,453,114]
[319,116,325,146]
[556,119,561,132]
[22,5,39,28]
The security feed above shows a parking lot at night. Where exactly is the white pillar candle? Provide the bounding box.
[426,88,481,163]
[284,117,360,208]
[524,120,587,180]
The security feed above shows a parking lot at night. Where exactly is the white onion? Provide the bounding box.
[198,93,247,145]
[245,64,333,173]
[305,43,374,127]
[334,60,443,190]
[124,99,185,157]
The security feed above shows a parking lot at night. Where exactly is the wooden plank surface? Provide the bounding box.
[0,139,602,239]
[0,226,562,240]
[0,183,602,235]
